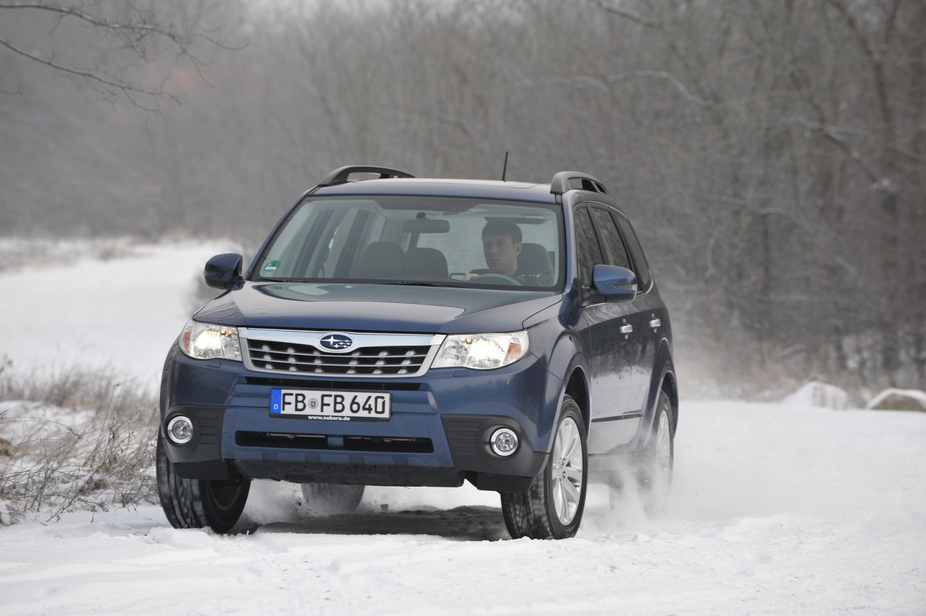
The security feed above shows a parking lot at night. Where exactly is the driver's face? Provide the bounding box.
[482,233,521,277]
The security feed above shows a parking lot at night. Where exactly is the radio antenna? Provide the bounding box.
[501,151,509,182]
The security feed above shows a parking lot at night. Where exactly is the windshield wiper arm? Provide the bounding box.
[381,280,458,287]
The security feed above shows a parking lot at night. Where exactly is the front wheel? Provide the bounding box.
[501,395,588,539]
[156,437,250,534]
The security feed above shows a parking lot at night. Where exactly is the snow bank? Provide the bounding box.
[867,388,926,412]
[782,381,849,409]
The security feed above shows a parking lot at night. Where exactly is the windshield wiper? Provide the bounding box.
[380,280,460,287]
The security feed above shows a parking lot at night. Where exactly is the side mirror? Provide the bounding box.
[592,264,637,301]
[204,253,243,289]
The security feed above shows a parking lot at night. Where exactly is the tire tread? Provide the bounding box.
[499,395,587,540]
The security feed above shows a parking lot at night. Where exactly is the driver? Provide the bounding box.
[464,220,553,286]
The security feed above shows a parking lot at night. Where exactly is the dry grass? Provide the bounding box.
[0,359,159,524]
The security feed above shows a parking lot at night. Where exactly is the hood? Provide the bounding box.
[194,282,562,334]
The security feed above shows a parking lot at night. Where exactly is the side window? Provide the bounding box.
[590,207,631,270]
[574,207,604,287]
[613,213,653,291]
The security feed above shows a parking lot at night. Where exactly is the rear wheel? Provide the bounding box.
[636,390,674,512]
[156,437,250,534]
[300,483,365,516]
[501,395,588,539]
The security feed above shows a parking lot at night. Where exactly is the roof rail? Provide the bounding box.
[550,171,609,199]
[317,165,415,187]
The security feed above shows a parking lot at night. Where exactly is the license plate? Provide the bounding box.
[270,389,391,421]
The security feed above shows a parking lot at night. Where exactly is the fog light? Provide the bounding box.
[167,416,194,445]
[490,428,519,457]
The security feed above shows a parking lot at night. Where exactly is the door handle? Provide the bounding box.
[649,318,661,329]
[620,324,633,335]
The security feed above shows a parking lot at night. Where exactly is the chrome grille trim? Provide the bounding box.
[238,328,445,378]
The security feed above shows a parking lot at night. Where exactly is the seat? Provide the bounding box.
[406,247,449,278]
[356,242,407,279]
[518,243,553,275]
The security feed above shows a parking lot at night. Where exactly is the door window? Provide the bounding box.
[574,207,604,287]
[613,213,653,291]
[590,207,632,270]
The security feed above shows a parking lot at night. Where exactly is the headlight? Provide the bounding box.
[179,320,242,361]
[432,331,529,370]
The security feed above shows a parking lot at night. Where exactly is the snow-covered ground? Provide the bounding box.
[0,237,235,387]
[1,240,925,615]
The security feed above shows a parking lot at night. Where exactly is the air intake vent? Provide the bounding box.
[236,432,433,454]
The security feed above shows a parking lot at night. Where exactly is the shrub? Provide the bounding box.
[0,359,159,524]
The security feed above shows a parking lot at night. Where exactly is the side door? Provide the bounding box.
[572,206,635,454]
[611,211,663,417]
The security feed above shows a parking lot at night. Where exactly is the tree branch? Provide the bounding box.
[0,2,246,113]
[0,3,192,46]
[581,0,660,29]
[0,35,173,112]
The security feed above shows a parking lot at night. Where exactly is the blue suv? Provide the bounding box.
[156,166,677,539]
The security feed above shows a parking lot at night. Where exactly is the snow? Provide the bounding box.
[1,401,924,615]
[0,237,235,387]
[782,381,849,410]
[1,240,925,615]
[867,388,926,412]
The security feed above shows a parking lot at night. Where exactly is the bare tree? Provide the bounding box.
[0,0,239,113]
[3,0,924,393]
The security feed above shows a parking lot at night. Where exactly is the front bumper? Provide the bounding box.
[160,345,558,491]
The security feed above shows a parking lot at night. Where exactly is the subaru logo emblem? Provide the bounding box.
[319,333,354,352]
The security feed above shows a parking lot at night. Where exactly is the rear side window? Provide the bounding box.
[590,207,631,270]
[613,213,653,291]
[574,207,604,287]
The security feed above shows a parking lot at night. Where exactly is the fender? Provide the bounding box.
[629,337,677,450]
[535,330,589,452]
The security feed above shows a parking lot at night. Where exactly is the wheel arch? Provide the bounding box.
[563,365,590,433]
[661,362,679,433]
[632,338,677,449]
[540,330,589,452]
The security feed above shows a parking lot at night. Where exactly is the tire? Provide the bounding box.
[501,395,588,540]
[156,437,250,534]
[636,390,674,512]
[300,483,365,516]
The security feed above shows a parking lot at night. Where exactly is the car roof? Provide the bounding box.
[311,178,559,204]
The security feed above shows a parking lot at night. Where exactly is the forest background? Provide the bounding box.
[2,0,925,399]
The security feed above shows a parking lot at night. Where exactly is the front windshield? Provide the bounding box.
[255,196,564,291]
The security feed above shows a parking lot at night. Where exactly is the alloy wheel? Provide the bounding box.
[550,416,584,525]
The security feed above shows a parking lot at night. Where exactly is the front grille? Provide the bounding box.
[238,328,443,378]
[246,340,431,376]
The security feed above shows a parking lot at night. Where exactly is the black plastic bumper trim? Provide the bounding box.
[591,411,643,423]
[441,415,546,479]
[235,460,464,487]
[235,431,433,454]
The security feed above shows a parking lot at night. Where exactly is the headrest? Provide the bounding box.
[356,242,407,279]
[406,247,448,278]
[518,243,553,275]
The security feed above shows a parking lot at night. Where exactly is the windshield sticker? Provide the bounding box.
[263,260,281,272]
